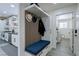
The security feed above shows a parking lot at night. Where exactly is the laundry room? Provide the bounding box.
[0,3,19,56]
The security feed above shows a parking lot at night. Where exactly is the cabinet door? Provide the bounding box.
[15,35,18,47]
[5,33,8,41]
[12,35,18,47]
[74,14,79,55]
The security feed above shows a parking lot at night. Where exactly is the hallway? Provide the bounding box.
[47,39,74,56]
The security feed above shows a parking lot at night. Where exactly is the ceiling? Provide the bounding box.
[25,3,76,13]
[38,3,77,13]
[0,3,76,19]
[0,3,19,17]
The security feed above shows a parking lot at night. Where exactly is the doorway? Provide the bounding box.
[55,12,73,55]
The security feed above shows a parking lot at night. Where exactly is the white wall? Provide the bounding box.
[42,17,50,41]
[19,3,26,56]
[49,13,57,48]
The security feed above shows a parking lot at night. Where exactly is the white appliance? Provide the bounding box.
[5,33,9,41]
[12,34,18,47]
[1,33,5,40]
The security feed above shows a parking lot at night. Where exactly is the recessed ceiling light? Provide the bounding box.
[10,4,15,8]
[3,11,7,14]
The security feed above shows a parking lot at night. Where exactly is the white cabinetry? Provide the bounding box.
[8,15,18,47]
[12,34,18,47]
[5,33,9,41]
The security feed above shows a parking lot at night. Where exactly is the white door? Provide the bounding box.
[74,13,79,55]
[12,34,18,47]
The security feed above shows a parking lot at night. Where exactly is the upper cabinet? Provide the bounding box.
[8,15,18,33]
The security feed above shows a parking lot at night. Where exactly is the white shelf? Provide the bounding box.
[25,4,49,17]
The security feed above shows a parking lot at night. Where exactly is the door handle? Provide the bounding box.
[75,35,77,36]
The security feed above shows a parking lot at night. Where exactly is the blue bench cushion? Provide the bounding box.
[25,40,50,55]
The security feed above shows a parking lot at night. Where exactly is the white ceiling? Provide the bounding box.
[0,3,19,17]
[0,3,76,17]
[25,3,76,13]
[38,3,76,13]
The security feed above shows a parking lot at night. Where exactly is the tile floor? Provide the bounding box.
[0,38,74,56]
[0,39,18,56]
[0,43,8,56]
[47,39,74,56]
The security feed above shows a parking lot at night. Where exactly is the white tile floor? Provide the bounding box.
[0,42,18,56]
[0,43,8,56]
[47,39,74,56]
[0,38,74,56]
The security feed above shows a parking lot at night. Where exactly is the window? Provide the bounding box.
[56,13,72,20]
[59,22,67,29]
[56,13,72,29]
